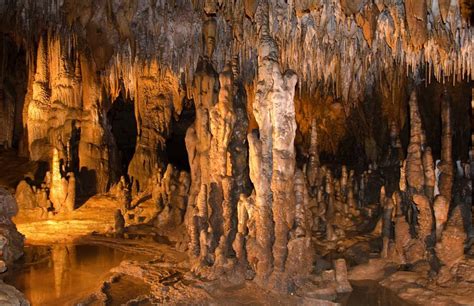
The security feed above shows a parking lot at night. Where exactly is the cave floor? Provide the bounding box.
[10,200,474,305]
[3,231,414,306]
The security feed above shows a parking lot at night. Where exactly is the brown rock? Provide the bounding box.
[405,0,428,48]
[15,181,37,211]
[436,206,466,268]
[340,0,368,15]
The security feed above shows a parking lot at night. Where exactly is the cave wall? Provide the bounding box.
[0,35,27,150]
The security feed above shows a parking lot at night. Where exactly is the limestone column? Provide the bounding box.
[248,1,298,281]
[438,88,454,203]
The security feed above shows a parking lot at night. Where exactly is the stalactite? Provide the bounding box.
[0,1,472,303]
[1,0,471,111]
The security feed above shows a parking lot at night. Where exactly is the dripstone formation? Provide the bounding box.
[0,0,471,304]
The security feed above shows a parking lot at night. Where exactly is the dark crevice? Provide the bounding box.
[108,92,137,176]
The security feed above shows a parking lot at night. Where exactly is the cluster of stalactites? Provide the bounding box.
[4,0,472,108]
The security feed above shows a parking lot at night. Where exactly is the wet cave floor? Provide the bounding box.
[2,238,411,306]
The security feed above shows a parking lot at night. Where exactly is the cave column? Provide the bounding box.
[248,0,298,282]
[438,88,453,203]
[185,17,219,264]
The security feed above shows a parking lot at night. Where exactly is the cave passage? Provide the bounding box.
[108,93,137,176]
[165,99,195,171]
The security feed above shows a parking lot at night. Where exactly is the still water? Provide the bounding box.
[3,244,146,306]
[342,280,412,306]
[4,244,410,306]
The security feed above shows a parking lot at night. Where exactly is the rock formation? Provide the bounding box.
[438,89,454,203]
[0,188,24,268]
[0,0,471,304]
[383,89,467,268]
[247,1,298,287]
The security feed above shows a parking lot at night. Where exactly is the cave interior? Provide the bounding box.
[0,0,472,305]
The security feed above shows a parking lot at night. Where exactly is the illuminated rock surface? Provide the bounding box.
[0,0,471,304]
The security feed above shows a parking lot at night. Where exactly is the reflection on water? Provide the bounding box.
[4,244,411,306]
[342,280,412,306]
[4,244,146,306]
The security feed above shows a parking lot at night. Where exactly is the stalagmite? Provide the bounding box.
[381,193,394,259]
[64,172,75,212]
[334,259,352,293]
[436,206,466,278]
[48,147,76,213]
[422,147,436,201]
[294,170,309,237]
[406,91,425,192]
[392,191,410,264]
[412,194,434,247]
[220,177,234,257]
[114,209,125,238]
[233,194,250,265]
[49,148,67,211]
[433,195,449,242]
[438,88,454,204]
[306,118,320,194]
